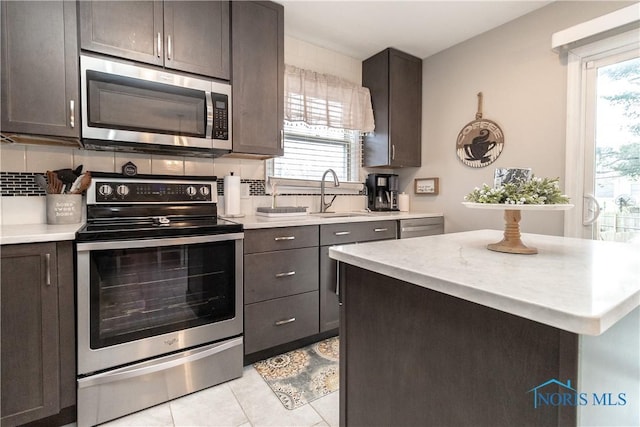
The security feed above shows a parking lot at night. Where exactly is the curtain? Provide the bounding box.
[284,65,375,132]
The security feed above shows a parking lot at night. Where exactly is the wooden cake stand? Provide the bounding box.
[462,202,574,254]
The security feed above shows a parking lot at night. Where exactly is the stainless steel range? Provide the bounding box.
[75,173,243,426]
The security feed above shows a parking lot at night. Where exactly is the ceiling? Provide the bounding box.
[279,1,552,60]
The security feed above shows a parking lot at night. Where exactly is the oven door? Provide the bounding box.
[76,233,243,375]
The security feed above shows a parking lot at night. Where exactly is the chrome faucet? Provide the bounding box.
[320,169,340,212]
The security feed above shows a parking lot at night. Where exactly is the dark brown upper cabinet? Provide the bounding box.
[363,48,422,167]
[231,1,284,157]
[1,1,79,138]
[79,1,230,80]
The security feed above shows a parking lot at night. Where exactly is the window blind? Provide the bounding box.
[270,122,362,182]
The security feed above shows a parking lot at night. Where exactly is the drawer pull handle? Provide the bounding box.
[334,231,351,236]
[274,236,295,241]
[275,317,296,326]
[374,228,388,232]
[69,100,75,128]
[275,271,296,278]
[44,253,51,286]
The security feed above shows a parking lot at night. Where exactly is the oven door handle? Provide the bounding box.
[77,337,242,389]
[76,232,244,251]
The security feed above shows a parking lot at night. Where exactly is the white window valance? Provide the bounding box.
[284,64,375,132]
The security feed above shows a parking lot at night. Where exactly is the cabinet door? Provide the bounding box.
[389,50,422,167]
[231,1,284,156]
[363,48,422,167]
[164,1,230,79]
[1,243,60,426]
[1,1,79,137]
[319,246,340,332]
[79,0,163,67]
[362,50,391,167]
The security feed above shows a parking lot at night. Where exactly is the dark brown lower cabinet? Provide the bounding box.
[1,241,75,427]
[319,221,397,332]
[339,264,578,427]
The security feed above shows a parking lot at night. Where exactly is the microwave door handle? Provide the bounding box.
[205,92,213,139]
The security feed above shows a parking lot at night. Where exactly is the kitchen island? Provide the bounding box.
[329,230,639,427]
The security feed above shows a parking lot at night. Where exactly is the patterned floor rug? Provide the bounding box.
[253,336,339,410]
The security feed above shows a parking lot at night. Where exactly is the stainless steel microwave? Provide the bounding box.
[80,55,231,157]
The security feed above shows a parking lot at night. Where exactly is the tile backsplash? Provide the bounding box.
[0,172,47,197]
[0,144,263,178]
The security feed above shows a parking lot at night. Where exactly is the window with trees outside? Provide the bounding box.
[591,53,640,242]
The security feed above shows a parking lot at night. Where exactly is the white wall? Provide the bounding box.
[285,36,362,84]
[398,1,633,236]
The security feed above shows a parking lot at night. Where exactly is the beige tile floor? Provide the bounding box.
[90,365,339,427]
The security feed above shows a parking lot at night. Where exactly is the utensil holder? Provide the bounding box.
[46,194,82,224]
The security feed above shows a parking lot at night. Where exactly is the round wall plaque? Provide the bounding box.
[456,93,504,168]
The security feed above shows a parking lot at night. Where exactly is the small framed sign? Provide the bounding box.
[415,177,439,195]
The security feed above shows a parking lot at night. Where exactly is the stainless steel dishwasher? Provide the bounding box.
[398,216,444,238]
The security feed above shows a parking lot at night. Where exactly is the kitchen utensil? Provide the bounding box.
[72,172,92,194]
[46,171,56,193]
[34,174,49,192]
[69,174,83,193]
[46,170,64,194]
[55,165,83,186]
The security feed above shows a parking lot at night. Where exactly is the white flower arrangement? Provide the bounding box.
[465,176,570,205]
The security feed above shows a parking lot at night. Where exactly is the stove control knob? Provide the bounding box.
[98,184,113,196]
[116,185,130,197]
[186,186,197,196]
[199,186,210,196]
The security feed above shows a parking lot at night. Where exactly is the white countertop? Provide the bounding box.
[329,229,640,336]
[227,211,442,229]
[0,211,442,244]
[1,222,84,245]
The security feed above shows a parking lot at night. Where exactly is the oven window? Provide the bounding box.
[89,240,235,349]
[86,70,206,137]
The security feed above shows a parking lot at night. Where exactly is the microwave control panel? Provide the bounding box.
[212,93,229,140]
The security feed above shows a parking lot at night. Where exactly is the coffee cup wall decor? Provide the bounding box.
[456,92,504,168]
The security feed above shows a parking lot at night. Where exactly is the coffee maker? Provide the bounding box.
[366,173,399,211]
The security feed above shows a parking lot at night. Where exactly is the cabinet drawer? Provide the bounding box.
[245,247,319,304]
[244,226,318,253]
[398,217,444,238]
[320,220,397,246]
[244,292,319,354]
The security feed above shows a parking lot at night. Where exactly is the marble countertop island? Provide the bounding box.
[333,229,640,426]
[330,229,640,336]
